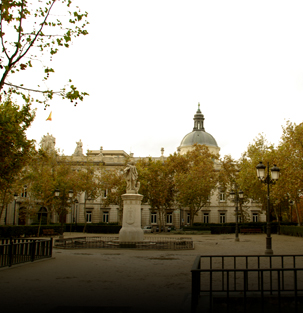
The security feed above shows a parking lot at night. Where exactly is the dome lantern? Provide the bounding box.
[193,102,205,131]
[178,103,220,155]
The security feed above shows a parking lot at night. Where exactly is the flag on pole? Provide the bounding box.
[46,111,52,121]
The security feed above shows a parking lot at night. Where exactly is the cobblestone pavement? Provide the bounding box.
[1,233,302,313]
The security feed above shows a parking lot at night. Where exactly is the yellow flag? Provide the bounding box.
[46,111,52,121]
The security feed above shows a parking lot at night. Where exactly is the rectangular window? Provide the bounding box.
[151,213,157,224]
[166,213,172,224]
[220,213,226,223]
[219,192,226,202]
[187,213,191,224]
[86,211,92,223]
[103,211,109,223]
[253,213,258,223]
[203,213,209,223]
[102,190,108,198]
[21,187,27,198]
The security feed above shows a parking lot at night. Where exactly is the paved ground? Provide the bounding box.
[1,233,303,313]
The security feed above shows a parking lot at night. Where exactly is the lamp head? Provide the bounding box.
[55,189,60,197]
[229,190,235,200]
[271,164,280,181]
[256,162,266,180]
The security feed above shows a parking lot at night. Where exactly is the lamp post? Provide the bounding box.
[256,162,280,255]
[229,189,243,242]
[68,189,73,233]
[13,193,18,225]
[74,199,78,228]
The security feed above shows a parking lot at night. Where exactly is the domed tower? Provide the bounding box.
[178,103,220,155]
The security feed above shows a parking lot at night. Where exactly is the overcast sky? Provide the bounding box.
[24,0,303,160]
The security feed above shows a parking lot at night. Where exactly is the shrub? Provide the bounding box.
[280,226,303,237]
[0,225,63,238]
[210,226,235,234]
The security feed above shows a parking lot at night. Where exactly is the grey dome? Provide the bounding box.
[180,130,218,148]
[179,103,219,148]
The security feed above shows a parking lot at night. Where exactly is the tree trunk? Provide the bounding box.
[83,197,87,233]
[190,210,194,226]
[273,205,279,222]
[295,202,301,226]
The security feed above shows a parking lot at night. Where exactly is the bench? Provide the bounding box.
[42,229,58,236]
[240,228,262,233]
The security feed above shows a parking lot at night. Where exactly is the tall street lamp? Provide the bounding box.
[74,199,79,228]
[229,189,243,242]
[13,193,18,225]
[256,162,280,254]
[68,189,73,233]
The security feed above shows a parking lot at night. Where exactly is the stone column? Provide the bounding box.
[119,193,144,242]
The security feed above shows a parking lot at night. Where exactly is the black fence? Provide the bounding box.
[0,238,53,268]
[54,236,194,250]
[191,254,303,313]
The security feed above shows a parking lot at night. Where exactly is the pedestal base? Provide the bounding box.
[119,227,144,242]
[119,193,144,242]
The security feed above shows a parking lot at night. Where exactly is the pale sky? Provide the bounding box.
[23,1,303,160]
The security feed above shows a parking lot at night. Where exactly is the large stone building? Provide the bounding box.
[0,104,265,228]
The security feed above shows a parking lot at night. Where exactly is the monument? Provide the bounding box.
[73,139,84,156]
[119,162,144,242]
[40,133,56,152]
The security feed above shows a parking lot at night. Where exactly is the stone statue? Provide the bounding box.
[40,133,56,152]
[73,139,83,156]
[124,161,140,193]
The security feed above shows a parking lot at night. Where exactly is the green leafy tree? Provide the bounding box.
[173,144,218,226]
[275,121,303,225]
[53,160,80,230]
[218,155,252,222]
[0,0,89,106]
[136,158,175,232]
[218,155,238,193]
[237,134,280,221]
[100,168,126,225]
[77,158,102,232]
[0,95,35,219]
[23,150,82,232]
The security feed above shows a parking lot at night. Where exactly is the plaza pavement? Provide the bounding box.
[1,232,303,313]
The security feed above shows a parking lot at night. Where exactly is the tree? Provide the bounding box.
[173,144,218,226]
[136,158,175,232]
[218,155,254,222]
[237,134,280,221]
[77,158,101,232]
[0,95,35,219]
[275,121,303,225]
[218,155,238,193]
[23,150,82,231]
[100,168,126,225]
[0,0,89,106]
[53,159,80,229]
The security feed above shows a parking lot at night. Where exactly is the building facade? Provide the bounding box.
[0,104,265,228]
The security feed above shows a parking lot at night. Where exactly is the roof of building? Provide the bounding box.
[179,103,219,148]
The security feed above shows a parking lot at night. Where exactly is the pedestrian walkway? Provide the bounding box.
[0,233,302,313]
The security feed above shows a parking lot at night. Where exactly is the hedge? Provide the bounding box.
[0,225,63,238]
[65,223,121,234]
[185,222,297,234]
[280,226,303,237]
[0,223,122,238]
[210,226,236,234]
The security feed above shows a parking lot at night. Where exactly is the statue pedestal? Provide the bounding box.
[119,193,144,242]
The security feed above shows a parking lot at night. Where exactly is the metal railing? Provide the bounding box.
[191,255,303,313]
[0,238,53,268]
[54,236,194,250]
